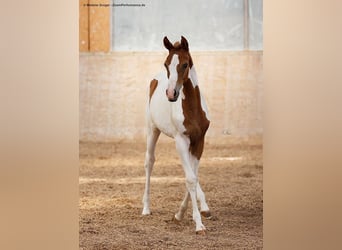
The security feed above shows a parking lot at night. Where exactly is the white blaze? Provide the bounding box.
[166,54,179,99]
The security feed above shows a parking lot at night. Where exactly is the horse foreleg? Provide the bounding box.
[191,158,211,218]
[142,127,160,215]
[175,135,206,233]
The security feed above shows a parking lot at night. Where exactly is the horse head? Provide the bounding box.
[163,36,193,102]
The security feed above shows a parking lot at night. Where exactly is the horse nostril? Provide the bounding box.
[174,89,177,97]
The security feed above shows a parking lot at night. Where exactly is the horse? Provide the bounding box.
[142,36,211,234]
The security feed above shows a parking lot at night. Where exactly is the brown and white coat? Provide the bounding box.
[142,36,211,234]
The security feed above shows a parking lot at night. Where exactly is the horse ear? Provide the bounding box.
[180,36,189,51]
[163,36,174,51]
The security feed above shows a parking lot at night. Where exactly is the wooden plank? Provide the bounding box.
[79,0,89,51]
[89,0,110,52]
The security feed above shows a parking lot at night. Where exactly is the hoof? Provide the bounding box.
[196,229,207,235]
[200,210,212,219]
[172,215,181,224]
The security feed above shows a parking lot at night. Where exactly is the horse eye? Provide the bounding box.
[183,63,188,69]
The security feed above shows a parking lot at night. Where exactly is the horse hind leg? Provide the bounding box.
[174,187,211,224]
[142,127,160,215]
[174,190,190,221]
[174,183,211,222]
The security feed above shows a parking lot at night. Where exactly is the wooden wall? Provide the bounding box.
[79,0,110,52]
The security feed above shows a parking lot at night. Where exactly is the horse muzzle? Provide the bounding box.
[166,89,179,102]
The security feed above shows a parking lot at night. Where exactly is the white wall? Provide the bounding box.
[112,0,262,51]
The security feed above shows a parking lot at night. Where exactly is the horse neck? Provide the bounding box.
[182,65,201,105]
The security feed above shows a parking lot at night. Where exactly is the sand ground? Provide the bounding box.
[80,139,263,249]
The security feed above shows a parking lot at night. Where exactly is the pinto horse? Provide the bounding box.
[142,36,211,234]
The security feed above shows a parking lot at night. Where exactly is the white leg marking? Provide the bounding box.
[175,158,210,220]
[197,183,210,213]
[190,155,210,213]
[175,134,206,232]
[175,183,210,221]
[142,127,160,215]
